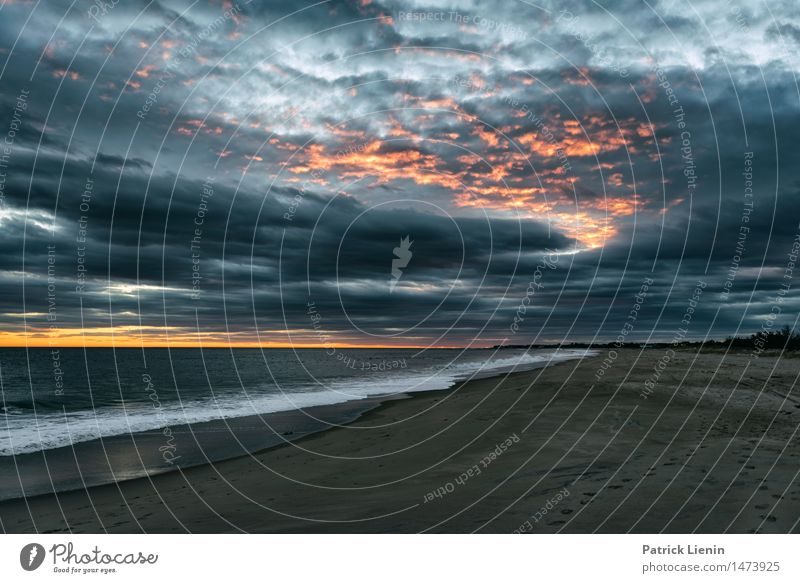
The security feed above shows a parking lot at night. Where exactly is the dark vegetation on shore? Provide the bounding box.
[496,326,800,352]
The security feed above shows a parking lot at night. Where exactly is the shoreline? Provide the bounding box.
[0,394,403,503]
[2,348,799,533]
[0,350,586,502]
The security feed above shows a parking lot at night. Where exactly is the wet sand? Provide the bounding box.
[0,395,395,502]
[2,348,799,533]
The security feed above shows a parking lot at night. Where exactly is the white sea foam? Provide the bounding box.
[0,349,593,456]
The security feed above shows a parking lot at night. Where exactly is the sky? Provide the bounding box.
[0,0,798,348]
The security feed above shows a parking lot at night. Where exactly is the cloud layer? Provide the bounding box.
[0,0,798,347]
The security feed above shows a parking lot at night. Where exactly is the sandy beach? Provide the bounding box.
[1,347,799,533]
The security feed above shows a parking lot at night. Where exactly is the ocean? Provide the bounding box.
[0,347,590,499]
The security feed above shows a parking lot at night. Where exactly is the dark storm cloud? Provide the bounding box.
[0,0,799,345]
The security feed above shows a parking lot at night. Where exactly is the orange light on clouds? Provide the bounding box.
[0,327,435,349]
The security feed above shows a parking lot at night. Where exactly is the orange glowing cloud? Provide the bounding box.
[272,106,652,249]
[135,64,157,78]
[293,140,463,190]
[53,69,80,81]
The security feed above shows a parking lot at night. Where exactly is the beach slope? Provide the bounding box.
[1,348,799,533]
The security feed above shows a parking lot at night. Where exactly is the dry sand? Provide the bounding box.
[2,348,799,533]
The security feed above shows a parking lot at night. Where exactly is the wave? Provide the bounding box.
[0,348,593,456]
